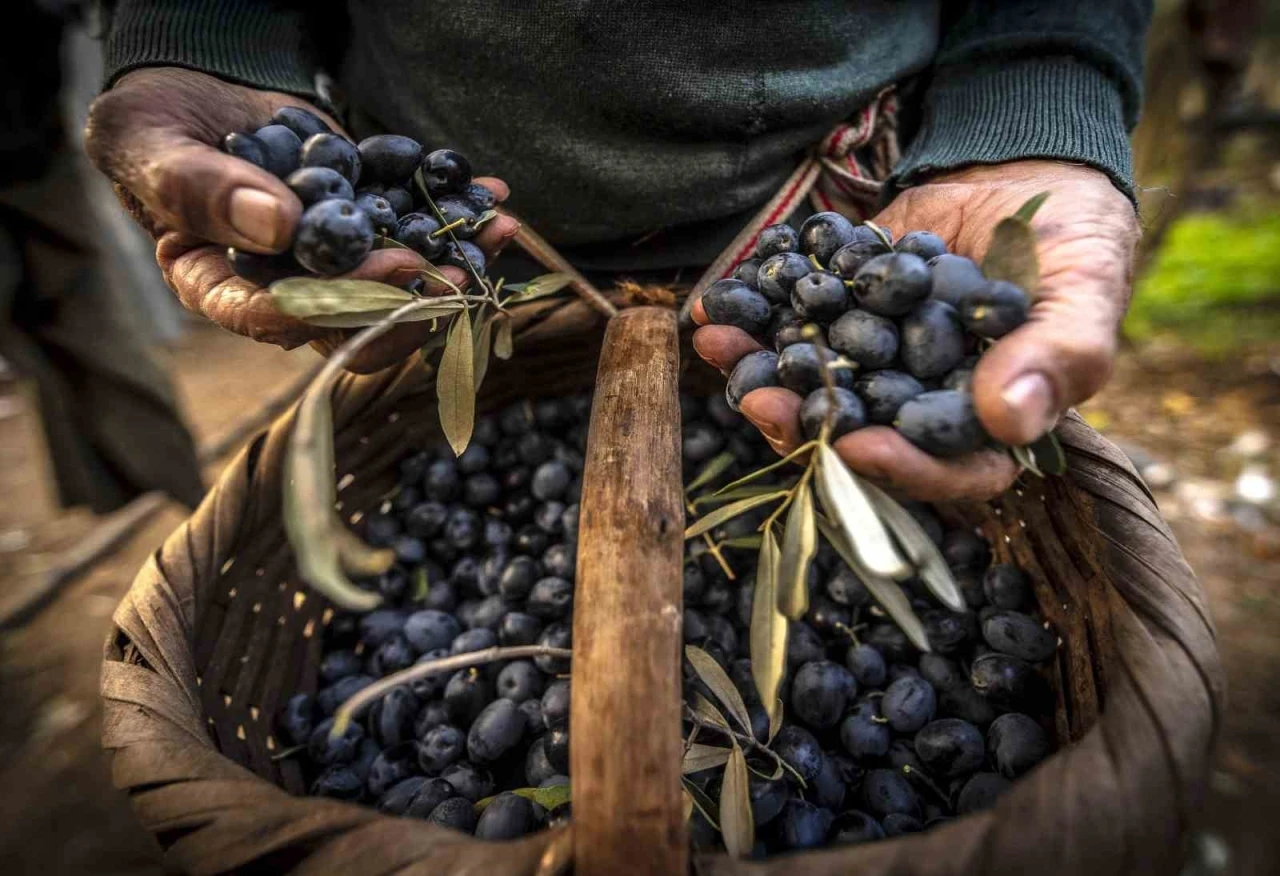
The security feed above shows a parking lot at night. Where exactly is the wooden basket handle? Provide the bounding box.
[571,307,688,875]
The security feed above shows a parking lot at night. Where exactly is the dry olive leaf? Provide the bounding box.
[437,308,476,456]
[493,314,514,359]
[685,645,753,735]
[861,481,965,612]
[682,744,733,775]
[692,482,793,509]
[816,514,929,651]
[713,441,815,496]
[749,529,787,728]
[777,476,816,620]
[683,778,721,830]
[472,311,495,393]
[719,742,755,858]
[684,490,788,540]
[814,444,910,580]
[283,380,382,612]
[690,692,731,730]
[332,525,396,579]
[718,534,764,550]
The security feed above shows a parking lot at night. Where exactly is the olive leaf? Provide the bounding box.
[283,380,382,612]
[1011,443,1043,478]
[683,778,721,829]
[717,534,764,550]
[767,698,783,743]
[691,482,795,509]
[411,567,431,602]
[419,264,465,295]
[270,277,417,318]
[713,441,815,496]
[983,218,1039,294]
[374,234,412,251]
[746,756,784,782]
[472,311,495,392]
[332,525,396,579]
[685,645,753,735]
[776,476,816,620]
[719,742,755,858]
[816,514,929,651]
[437,307,476,456]
[683,490,788,540]
[690,692,731,730]
[861,482,965,613]
[1014,191,1051,223]
[476,783,571,814]
[749,529,787,728]
[1027,430,1067,476]
[682,744,733,775]
[503,272,574,305]
[685,452,737,496]
[682,789,695,824]
[813,444,910,580]
[493,314,514,359]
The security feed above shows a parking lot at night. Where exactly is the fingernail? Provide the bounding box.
[229,188,285,248]
[1001,372,1057,434]
[742,409,783,443]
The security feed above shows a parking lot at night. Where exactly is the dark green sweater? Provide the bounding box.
[102,1,1150,269]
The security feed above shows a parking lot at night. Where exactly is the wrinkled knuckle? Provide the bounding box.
[1059,333,1115,394]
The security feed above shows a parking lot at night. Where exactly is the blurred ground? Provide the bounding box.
[0,322,1277,873]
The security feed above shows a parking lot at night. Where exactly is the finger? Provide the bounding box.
[473,177,510,202]
[472,213,521,256]
[341,247,430,284]
[738,387,805,457]
[833,427,1019,502]
[691,295,709,326]
[692,325,766,375]
[321,321,441,374]
[972,235,1130,446]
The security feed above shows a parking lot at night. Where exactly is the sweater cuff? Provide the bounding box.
[103,0,320,99]
[891,56,1135,202]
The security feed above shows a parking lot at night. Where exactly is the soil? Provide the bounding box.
[0,325,1276,874]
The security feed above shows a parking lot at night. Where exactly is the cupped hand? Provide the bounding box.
[85,67,520,373]
[692,160,1139,501]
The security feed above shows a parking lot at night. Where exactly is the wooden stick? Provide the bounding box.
[571,307,686,875]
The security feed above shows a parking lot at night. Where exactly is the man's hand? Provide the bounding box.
[85,67,521,373]
[692,160,1139,501]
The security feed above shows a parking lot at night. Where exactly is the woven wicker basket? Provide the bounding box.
[101,296,1223,875]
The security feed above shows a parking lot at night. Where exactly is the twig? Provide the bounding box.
[682,703,805,786]
[333,645,572,735]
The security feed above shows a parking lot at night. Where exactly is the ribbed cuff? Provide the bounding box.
[891,56,1135,202]
[103,0,319,99]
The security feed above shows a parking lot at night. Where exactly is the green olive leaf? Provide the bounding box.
[813,444,910,580]
[303,300,466,329]
[712,441,816,496]
[1011,443,1044,478]
[816,514,929,652]
[682,744,733,775]
[982,216,1039,294]
[717,534,764,551]
[283,381,382,612]
[493,314,514,359]
[332,525,396,579]
[270,277,418,321]
[685,452,737,496]
[437,308,476,456]
[411,567,431,602]
[475,783,571,814]
[683,490,788,540]
[503,272,574,305]
[860,481,965,612]
[1014,191,1051,223]
[749,529,787,727]
[472,311,495,393]
[692,481,796,509]
[777,476,816,620]
[719,742,755,858]
[1027,430,1067,476]
[685,645,753,735]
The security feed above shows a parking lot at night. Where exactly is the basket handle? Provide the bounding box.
[571,307,687,875]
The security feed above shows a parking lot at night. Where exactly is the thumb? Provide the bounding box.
[971,259,1125,446]
[86,78,302,253]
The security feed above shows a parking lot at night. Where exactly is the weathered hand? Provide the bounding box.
[85,67,520,373]
[692,160,1139,501]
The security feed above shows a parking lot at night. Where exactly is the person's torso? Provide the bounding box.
[340,0,940,268]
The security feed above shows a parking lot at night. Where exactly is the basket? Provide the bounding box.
[101,297,1223,875]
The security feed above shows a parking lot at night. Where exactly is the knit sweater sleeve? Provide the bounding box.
[101,0,323,99]
[890,0,1153,200]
